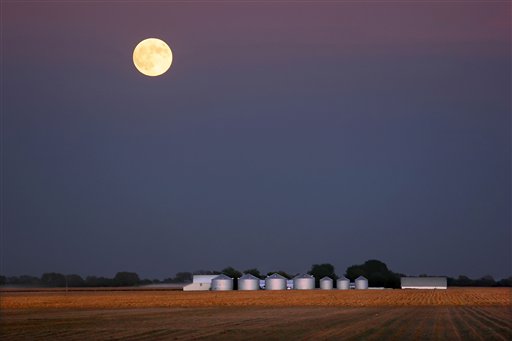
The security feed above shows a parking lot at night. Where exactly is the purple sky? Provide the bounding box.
[2,1,510,279]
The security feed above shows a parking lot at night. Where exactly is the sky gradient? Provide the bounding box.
[2,1,510,279]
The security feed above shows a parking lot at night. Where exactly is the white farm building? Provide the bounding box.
[401,277,447,289]
[183,275,219,291]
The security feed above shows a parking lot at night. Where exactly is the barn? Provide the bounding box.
[401,277,447,289]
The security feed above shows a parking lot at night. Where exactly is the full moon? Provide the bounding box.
[133,38,173,77]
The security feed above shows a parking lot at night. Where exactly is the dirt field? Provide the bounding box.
[1,288,511,340]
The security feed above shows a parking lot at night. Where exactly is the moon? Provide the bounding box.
[133,38,173,77]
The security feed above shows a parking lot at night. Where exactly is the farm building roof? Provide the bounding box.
[401,277,447,288]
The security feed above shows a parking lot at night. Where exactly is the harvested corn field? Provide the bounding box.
[1,288,511,340]
[1,287,509,309]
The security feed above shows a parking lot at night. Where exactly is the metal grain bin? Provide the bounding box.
[211,274,233,291]
[293,274,315,290]
[238,274,260,291]
[355,276,368,290]
[337,276,350,290]
[320,276,333,290]
[265,273,287,290]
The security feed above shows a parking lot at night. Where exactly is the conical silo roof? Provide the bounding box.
[239,274,259,280]
[267,273,286,279]
[320,276,332,281]
[294,274,314,279]
[238,273,260,290]
[214,274,233,280]
[356,276,367,280]
[337,275,350,290]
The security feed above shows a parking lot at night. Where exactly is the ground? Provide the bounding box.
[1,288,511,340]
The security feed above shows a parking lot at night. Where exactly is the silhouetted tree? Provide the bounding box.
[497,277,512,287]
[451,275,472,287]
[448,275,507,287]
[267,271,293,279]
[193,270,221,275]
[113,272,140,286]
[219,267,241,290]
[65,274,84,287]
[85,276,113,287]
[243,268,263,279]
[221,267,242,279]
[41,273,66,287]
[308,263,337,288]
[475,275,496,287]
[7,275,41,286]
[0,275,6,285]
[173,272,193,283]
[345,260,401,288]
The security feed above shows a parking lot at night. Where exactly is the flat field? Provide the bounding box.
[1,288,511,340]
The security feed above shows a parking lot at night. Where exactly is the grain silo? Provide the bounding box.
[320,276,333,290]
[337,276,350,290]
[293,274,315,290]
[355,276,368,289]
[211,274,233,291]
[238,274,260,291]
[265,273,287,290]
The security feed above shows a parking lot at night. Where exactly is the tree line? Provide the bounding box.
[0,272,144,288]
[1,260,510,288]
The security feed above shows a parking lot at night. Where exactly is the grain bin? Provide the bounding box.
[355,276,368,289]
[320,276,333,290]
[337,276,350,290]
[265,273,287,290]
[238,274,260,291]
[293,274,315,290]
[211,274,233,291]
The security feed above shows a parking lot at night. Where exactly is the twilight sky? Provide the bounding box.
[2,1,510,280]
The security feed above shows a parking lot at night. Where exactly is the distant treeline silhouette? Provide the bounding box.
[1,260,510,288]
